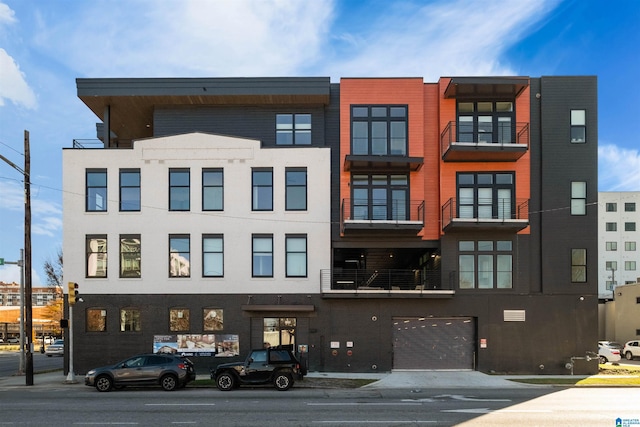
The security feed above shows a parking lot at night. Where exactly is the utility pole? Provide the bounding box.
[0,130,33,385]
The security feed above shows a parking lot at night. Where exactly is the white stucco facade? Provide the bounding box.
[62,132,331,295]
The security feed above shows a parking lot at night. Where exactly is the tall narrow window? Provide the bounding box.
[570,110,586,143]
[169,235,190,277]
[252,234,273,277]
[86,169,107,212]
[286,235,307,277]
[285,168,307,211]
[571,249,587,283]
[120,169,140,211]
[202,168,223,211]
[203,235,223,277]
[120,308,141,332]
[86,235,107,278]
[252,168,273,211]
[120,235,141,278]
[276,114,311,145]
[570,181,586,215]
[169,169,190,211]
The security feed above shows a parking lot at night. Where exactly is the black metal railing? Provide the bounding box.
[441,198,529,229]
[341,199,425,223]
[440,121,530,156]
[320,269,448,293]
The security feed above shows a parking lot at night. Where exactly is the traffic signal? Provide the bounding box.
[68,282,79,305]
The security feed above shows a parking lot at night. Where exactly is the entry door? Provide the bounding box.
[392,317,476,370]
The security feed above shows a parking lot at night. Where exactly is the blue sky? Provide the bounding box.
[1,0,639,286]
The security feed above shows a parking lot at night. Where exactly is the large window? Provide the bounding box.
[457,101,514,144]
[120,235,141,278]
[169,308,190,332]
[457,172,514,220]
[276,114,311,145]
[570,109,586,143]
[285,168,307,211]
[120,308,141,332]
[120,169,140,211]
[252,234,273,277]
[351,105,407,156]
[203,235,223,277]
[252,168,273,211]
[169,235,190,277]
[86,308,107,332]
[458,240,513,289]
[286,235,307,277]
[351,174,409,220]
[202,168,223,211]
[571,181,587,215]
[86,235,107,278]
[571,248,587,283]
[264,317,296,348]
[169,168,190,211]
[86,169,107,212]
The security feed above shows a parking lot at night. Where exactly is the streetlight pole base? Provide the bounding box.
[64,372,77,384]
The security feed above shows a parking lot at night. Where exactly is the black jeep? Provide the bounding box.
[210,346,306,391]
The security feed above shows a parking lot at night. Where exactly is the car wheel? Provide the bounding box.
[216,372,235,391]
[95,375,113,392]
[160,374,178,391]
[626,352,634,360]
[273,372,293,391]
[599,355,607,364]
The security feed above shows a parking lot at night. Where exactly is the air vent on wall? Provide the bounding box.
[503,310,526,322]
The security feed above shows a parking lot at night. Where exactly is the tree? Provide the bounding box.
[41,248,64,337]
[43,248,63,289]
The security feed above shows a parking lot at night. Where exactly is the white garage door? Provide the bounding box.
[392,317,476,370]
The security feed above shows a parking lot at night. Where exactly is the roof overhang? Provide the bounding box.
[76,77,331,141]
[444,77,529,99]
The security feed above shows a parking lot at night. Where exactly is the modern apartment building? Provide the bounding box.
[63,75,598,375]
[598,192,640,299]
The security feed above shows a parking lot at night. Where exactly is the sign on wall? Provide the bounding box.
[153,334,240,357]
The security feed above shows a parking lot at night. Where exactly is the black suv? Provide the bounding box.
[211,347,306,391]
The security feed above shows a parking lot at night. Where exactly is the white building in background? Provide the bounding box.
[599,192,640,299]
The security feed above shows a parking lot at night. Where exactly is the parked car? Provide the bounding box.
[598,341,622,364]
[211,346,306,391]
[45,339,65,357]
[7,337,20,344]
[84,353,196,392]
[623,340,640,360]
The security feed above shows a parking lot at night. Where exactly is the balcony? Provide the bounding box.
[441,198,529,232]
[340,199,425,234]
[440,122,529,162]
[320,269,454,298]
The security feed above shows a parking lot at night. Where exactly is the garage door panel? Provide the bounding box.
[392,317,475,370]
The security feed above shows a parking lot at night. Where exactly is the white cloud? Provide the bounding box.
[0,48,37,109]
[598,144,640,191]
[0,180,62,236]
[0,2,16,25]
[0,265,43,287]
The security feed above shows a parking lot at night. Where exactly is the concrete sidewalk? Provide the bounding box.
[0,370,559,390]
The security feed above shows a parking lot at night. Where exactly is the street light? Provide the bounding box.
[0,130,33,386]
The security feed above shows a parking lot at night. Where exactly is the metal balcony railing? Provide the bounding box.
[340,198,425,230]
[441,197,529,230]
[440,121,530,157]
[320,269,451,294]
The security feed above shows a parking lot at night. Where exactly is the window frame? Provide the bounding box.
[252,168,273,211]
[571,248,587,283]
[202,168,224,211]
[605,241,617,251]
[120,308,141,332]
[252,234,273,278]
[606,202,617,212]
[351,105,408,156]
[457,240,513,290]
[606,222,617,232]
[119,234,141,278]
[285,167,307,211]
[86,308,107,332]
[570,109,586,143]
[625,222,636,232]
[456,172,515,220]
[119,168,141,211]
[351,174,409,220]
[456,100,516,144]
[570,181,587,215]
[625,261,637,271]
[86,235,108,278]
[169,308,190,332]
[625,202,636,212]
[86,169,107,212]
[169,234,191,278]
[202,234,224,277]
[285,234,307,278]
[169,168,190,211]
[276,113,312,145]
[625,241,636,251]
